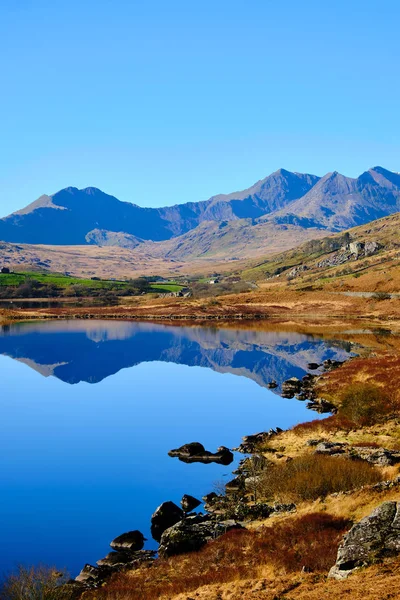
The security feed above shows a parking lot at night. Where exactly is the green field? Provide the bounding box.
[0,271,185,294]
[149,282,183,293]
[0,271,126,289]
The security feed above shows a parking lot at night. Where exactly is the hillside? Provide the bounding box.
[242,211,400,294]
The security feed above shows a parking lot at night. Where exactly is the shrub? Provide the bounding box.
[1,566,74,600]
[257,454,382,502]
[339,383,394,425]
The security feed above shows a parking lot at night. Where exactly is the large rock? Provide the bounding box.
[281,377,302,398]
[181,494,202,513]
[75,564,110,586]
[168,442,233,465]
[329,501,400,579]
[110,529,146,552]
[97,549,155,569]
[158,515,244,558]
[150,501,183,542]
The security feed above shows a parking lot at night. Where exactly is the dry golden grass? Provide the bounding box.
[169,556,400,600]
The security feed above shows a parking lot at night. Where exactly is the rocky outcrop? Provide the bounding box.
[158,514,243,558]
[168,442,234,465]
[233,429,283,453]
[317,240,382,269]
[314,441,400,466]
[150,501,184,542]
[97,550,155,568]
[329,501,400,579]
[110,530,146,552]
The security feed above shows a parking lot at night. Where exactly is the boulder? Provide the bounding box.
[307,362,320,370]
[267,380,278,389]
[97,551,133,568]
[169,442,205,457]
[158,515,244,558]
[315,441,347,455]
[97,549,155,569]
[181,494,202,513]
[281,377,302,398]
[168,443,233,465]
[329,501,400,579]
[75,564,110,586]
[110,529,146,552]
[150,501,183,542]
[350,446,400,467]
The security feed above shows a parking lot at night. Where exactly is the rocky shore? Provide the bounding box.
[71,353,363,594]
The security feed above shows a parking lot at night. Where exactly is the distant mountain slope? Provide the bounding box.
[0,170,319,245]
[242,210,400,294]
[269,167,400,231]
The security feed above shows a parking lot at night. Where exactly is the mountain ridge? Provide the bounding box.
[0,167,399,264]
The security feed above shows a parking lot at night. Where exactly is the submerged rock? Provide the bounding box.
[329,501,400,579]
[150,501,184,542]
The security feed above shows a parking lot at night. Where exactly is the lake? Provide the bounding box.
[0,320,355,577]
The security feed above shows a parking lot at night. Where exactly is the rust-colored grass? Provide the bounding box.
[86,513,350,600]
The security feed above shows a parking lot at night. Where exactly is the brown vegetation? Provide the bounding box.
[256,454,382,503]
[86,513,350,600]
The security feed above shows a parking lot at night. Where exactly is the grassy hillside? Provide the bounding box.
[242,212,400,293]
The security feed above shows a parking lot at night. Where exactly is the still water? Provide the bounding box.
[0,320,354,576]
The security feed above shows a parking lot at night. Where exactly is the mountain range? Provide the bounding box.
[1,167,399,249]
[0,167,399,274]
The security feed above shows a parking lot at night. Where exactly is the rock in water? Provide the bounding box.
[329,501,400,579]
[150,501,183,542]
[110,530,146,552]
[168,443,233,465]
[181,494,201,513]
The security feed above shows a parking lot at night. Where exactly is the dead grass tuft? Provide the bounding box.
[257,454,383,503]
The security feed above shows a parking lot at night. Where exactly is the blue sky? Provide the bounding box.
[0,0,399,215]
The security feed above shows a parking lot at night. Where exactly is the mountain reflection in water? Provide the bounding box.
[0,320,354,391]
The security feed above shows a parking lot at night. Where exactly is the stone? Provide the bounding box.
[158,515,244,558]
[350,446,400,466]
[97,550,155,569]
[329,501,400,579]
[281,377,302,398]
[110,530,146,552]
[97,551,133,568]
[315,441,347,455]
[168,443,233,465]
[75,564,110,585]
[307,362,320,370]
[267,380,278,389]
[150,501,184,542]
[181,494,202,513]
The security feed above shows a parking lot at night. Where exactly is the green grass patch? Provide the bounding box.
[149,283,184,293]
[0,271,127,289]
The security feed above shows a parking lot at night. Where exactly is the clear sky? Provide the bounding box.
[0,0,399,216]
